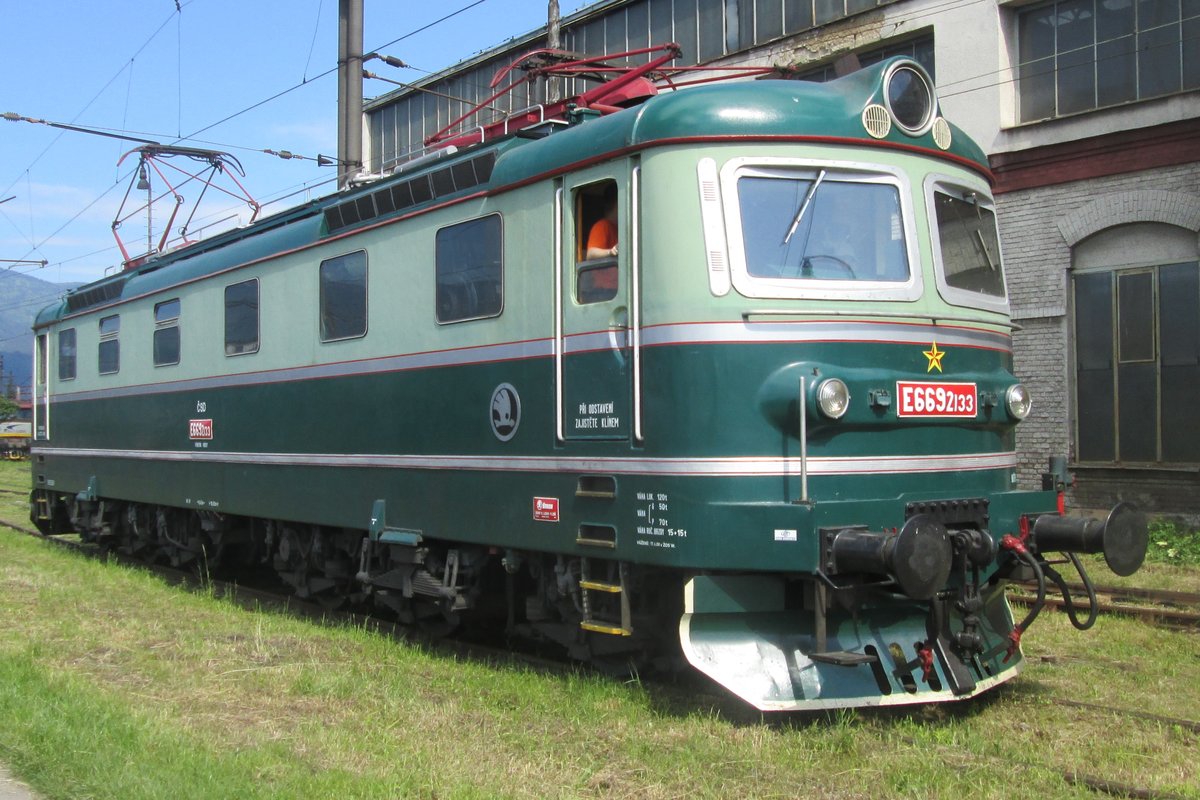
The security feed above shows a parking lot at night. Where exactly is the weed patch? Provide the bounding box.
[1146,519,1200,566]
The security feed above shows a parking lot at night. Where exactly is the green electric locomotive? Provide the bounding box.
[30,49,1147,710]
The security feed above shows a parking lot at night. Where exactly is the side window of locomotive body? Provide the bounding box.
[574,180,619,304]
[58,328,76,381]
[435,215,502,323]
[320,251,368,341]
[153,299,181,366]
[98,315,120,375]
[926,178,1009,314]
[225,279,260,356]
[723,161,919,300]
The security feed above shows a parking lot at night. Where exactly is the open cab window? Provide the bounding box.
[574,180,619,305]
[926,176,1010,314]
[720,158,921,301]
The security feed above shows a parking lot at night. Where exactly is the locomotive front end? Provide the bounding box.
[646,59,1149,710]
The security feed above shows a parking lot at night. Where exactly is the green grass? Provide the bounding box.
[1146,519,1200,567]
[0,461,29,524]
[1,459,1198,799]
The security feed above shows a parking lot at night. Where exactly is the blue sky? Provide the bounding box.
[1,0,591,287]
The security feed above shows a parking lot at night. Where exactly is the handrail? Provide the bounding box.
[740,308,1022,331]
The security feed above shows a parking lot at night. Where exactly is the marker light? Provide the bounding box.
[817,378,851,419]
[1006,384,1032,420]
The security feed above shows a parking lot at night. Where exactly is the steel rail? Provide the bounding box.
[1008,590,1200,628]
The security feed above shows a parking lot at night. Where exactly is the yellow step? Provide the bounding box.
[579,579,622,593]
[580,620,631,636]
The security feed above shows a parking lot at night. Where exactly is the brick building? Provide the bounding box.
[361,0,1200,517]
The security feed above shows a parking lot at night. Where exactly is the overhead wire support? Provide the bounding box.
[2,112,161,146]
[262,149,348,168]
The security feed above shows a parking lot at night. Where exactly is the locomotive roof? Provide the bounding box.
[36,57,988,328]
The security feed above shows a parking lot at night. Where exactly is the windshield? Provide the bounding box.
[736,174,909,282]
[933,190,1006,298]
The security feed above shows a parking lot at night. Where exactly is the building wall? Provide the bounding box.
[997,161,1200,514]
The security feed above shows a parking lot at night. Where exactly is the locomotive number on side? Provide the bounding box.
[895,381,977,418]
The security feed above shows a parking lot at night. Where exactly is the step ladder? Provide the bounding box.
[579,558,632,636]
[34,491,52,522]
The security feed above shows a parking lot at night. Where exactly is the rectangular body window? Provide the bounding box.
[436,215,503,323]
[58,328,77,380]
[98,315,120,375]
[320,251,368,341]
[225,279,260,355]
[153,298,181,366]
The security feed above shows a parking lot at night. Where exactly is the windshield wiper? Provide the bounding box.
[782,170,827,245]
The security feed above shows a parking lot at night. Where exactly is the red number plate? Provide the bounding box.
[896,382,977,418]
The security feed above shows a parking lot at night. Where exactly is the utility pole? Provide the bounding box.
[546,1,561,103]
[337,0,364,189]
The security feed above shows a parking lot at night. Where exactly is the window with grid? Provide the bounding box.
[795,34,935,82]
[1074,260,1200,464]
[368,0,911,168]
[1018,0,1200,123]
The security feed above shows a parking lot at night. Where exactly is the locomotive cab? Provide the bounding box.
[632,59,1151,709]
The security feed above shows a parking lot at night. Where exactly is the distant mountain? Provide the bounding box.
[0,271,80,390]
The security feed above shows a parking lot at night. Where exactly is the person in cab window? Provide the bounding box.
[586,188,618,261]
[581,187,618,299]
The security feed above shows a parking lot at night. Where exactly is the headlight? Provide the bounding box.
[817,379,851,419]
[1006,384,1032,420]
[884,62,935,134]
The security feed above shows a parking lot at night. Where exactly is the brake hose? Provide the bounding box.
[1000,534,1046,662]
[1044,552,1099,631]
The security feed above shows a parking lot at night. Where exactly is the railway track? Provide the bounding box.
[1009,580,1200,629]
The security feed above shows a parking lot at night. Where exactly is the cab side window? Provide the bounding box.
[575,180,619,304]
